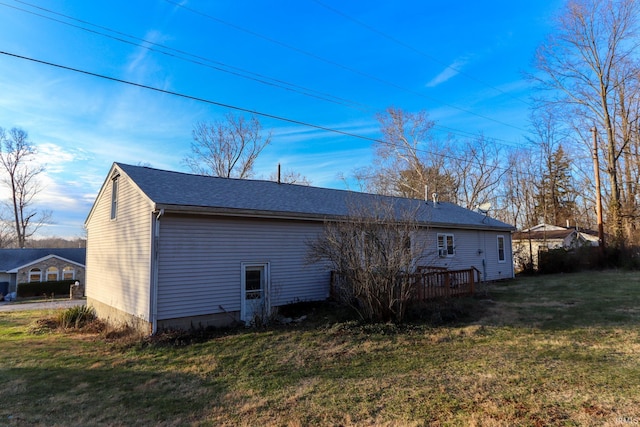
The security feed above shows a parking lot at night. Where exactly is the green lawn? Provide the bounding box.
[1,271,640,426]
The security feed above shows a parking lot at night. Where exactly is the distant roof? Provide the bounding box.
[106,163,514,231]
[513,229,576,241]
[0,248,86,272]
[514,223,600,241]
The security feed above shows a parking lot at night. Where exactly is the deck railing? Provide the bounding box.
[330,267,479,302]
[410,267,478,300]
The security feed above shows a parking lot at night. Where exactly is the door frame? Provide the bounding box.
[240,262,270,323]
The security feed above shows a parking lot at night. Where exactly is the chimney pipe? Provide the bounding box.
[432,192,438,207]
[277,163,281,184]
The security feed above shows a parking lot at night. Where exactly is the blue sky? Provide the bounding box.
[0,0,564,238]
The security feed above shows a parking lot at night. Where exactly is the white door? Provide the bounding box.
[241,263,269,324]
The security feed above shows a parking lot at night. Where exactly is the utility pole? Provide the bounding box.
[591,127,605,254]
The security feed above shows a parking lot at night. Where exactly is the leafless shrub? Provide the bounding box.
[307,198,427,323]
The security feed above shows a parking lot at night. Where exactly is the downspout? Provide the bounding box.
[150,208,164,335]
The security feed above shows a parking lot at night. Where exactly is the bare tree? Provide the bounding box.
[358,107,456,201]
[450,136,507,210]
[307,199,426,323]
[494,149,537,229]
[0,127,51,248]
[0,207,15,248]
[533,0,640,244]
[184,113,271,178]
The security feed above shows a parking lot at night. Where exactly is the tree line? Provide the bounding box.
[3,0,638,251]
[187,0,640,249]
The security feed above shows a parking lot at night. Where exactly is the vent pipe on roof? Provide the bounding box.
[277,163,281,184]
[432,192,438,207]
[424,185,428,202]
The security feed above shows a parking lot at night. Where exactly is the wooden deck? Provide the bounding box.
[410,267,479,300]
[330,267,479,301]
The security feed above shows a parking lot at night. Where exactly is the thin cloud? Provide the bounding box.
[425,57,471,88]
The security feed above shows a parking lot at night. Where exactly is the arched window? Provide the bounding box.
[63,266,75,280]
[29,268,42,282]
[46,266,59,281]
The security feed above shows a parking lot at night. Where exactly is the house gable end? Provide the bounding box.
[85,163,156,228]
[7,254,85,274]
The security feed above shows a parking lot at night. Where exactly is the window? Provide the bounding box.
[110,175,119,220]
[63,266,75,280]
[437,233,455,257]
[29,268,42,282]
[46,266,59,281]
[497,235,506,263]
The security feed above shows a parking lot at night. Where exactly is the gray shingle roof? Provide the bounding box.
[0,248,86,272]
[117,163,514,231]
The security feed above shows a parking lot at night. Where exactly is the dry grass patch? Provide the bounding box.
[1,271,640,425]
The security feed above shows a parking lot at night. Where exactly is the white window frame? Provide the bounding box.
[29,268,42,283]
[110,175,119,220]
[437,233,455,257]
[497,235,506,263]
[63,266,75,280]
[46,266,59,281]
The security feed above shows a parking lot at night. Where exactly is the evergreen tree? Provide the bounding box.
[534,145,577,226]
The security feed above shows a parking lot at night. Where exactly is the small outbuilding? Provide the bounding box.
[85,163,515,334]
[512,223,599,271]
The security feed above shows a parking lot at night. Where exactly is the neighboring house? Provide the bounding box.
[512,223,599,271]
[85,163,515,334]
[0,248,86,297]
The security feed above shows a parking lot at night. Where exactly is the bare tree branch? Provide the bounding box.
[183,113,271,179]
[0,127,49,248]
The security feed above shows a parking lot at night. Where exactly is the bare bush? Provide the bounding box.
[307,199,427,323]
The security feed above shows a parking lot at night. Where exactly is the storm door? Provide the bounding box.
[241,263,270,324]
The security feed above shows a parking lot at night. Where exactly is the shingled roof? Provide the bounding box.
[104,163,514,232]
[0,248,86,272]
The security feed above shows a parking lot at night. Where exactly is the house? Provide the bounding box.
[85,163,515,334]
[512,223,599,271]
[0,248,86,298]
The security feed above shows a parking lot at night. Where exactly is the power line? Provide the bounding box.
[4,0,367,111]
[163,0,532,134]
[4,0,531,149]
[1,50,535,177]
[0,50,378,141]
[311,0,533,108]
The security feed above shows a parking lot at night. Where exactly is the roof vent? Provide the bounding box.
[432,192,438,207]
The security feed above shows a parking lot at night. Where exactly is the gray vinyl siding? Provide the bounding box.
[415,228,513,281]
[85,171,153,321]
[155,214,329,320]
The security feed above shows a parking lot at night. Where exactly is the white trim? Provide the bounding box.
[62,266,76,280]
[28,268,42,283]
[7,254,85,274]
[437,233,455,257]
[46,266,59,281]
[497,235,506,263]
[240,262,270,323]
[110,175,119,220]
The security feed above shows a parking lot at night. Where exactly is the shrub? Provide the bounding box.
[17,280,76,298]
[57,305,96,329]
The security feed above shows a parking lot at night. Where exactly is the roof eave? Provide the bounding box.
[155,204,515,231]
